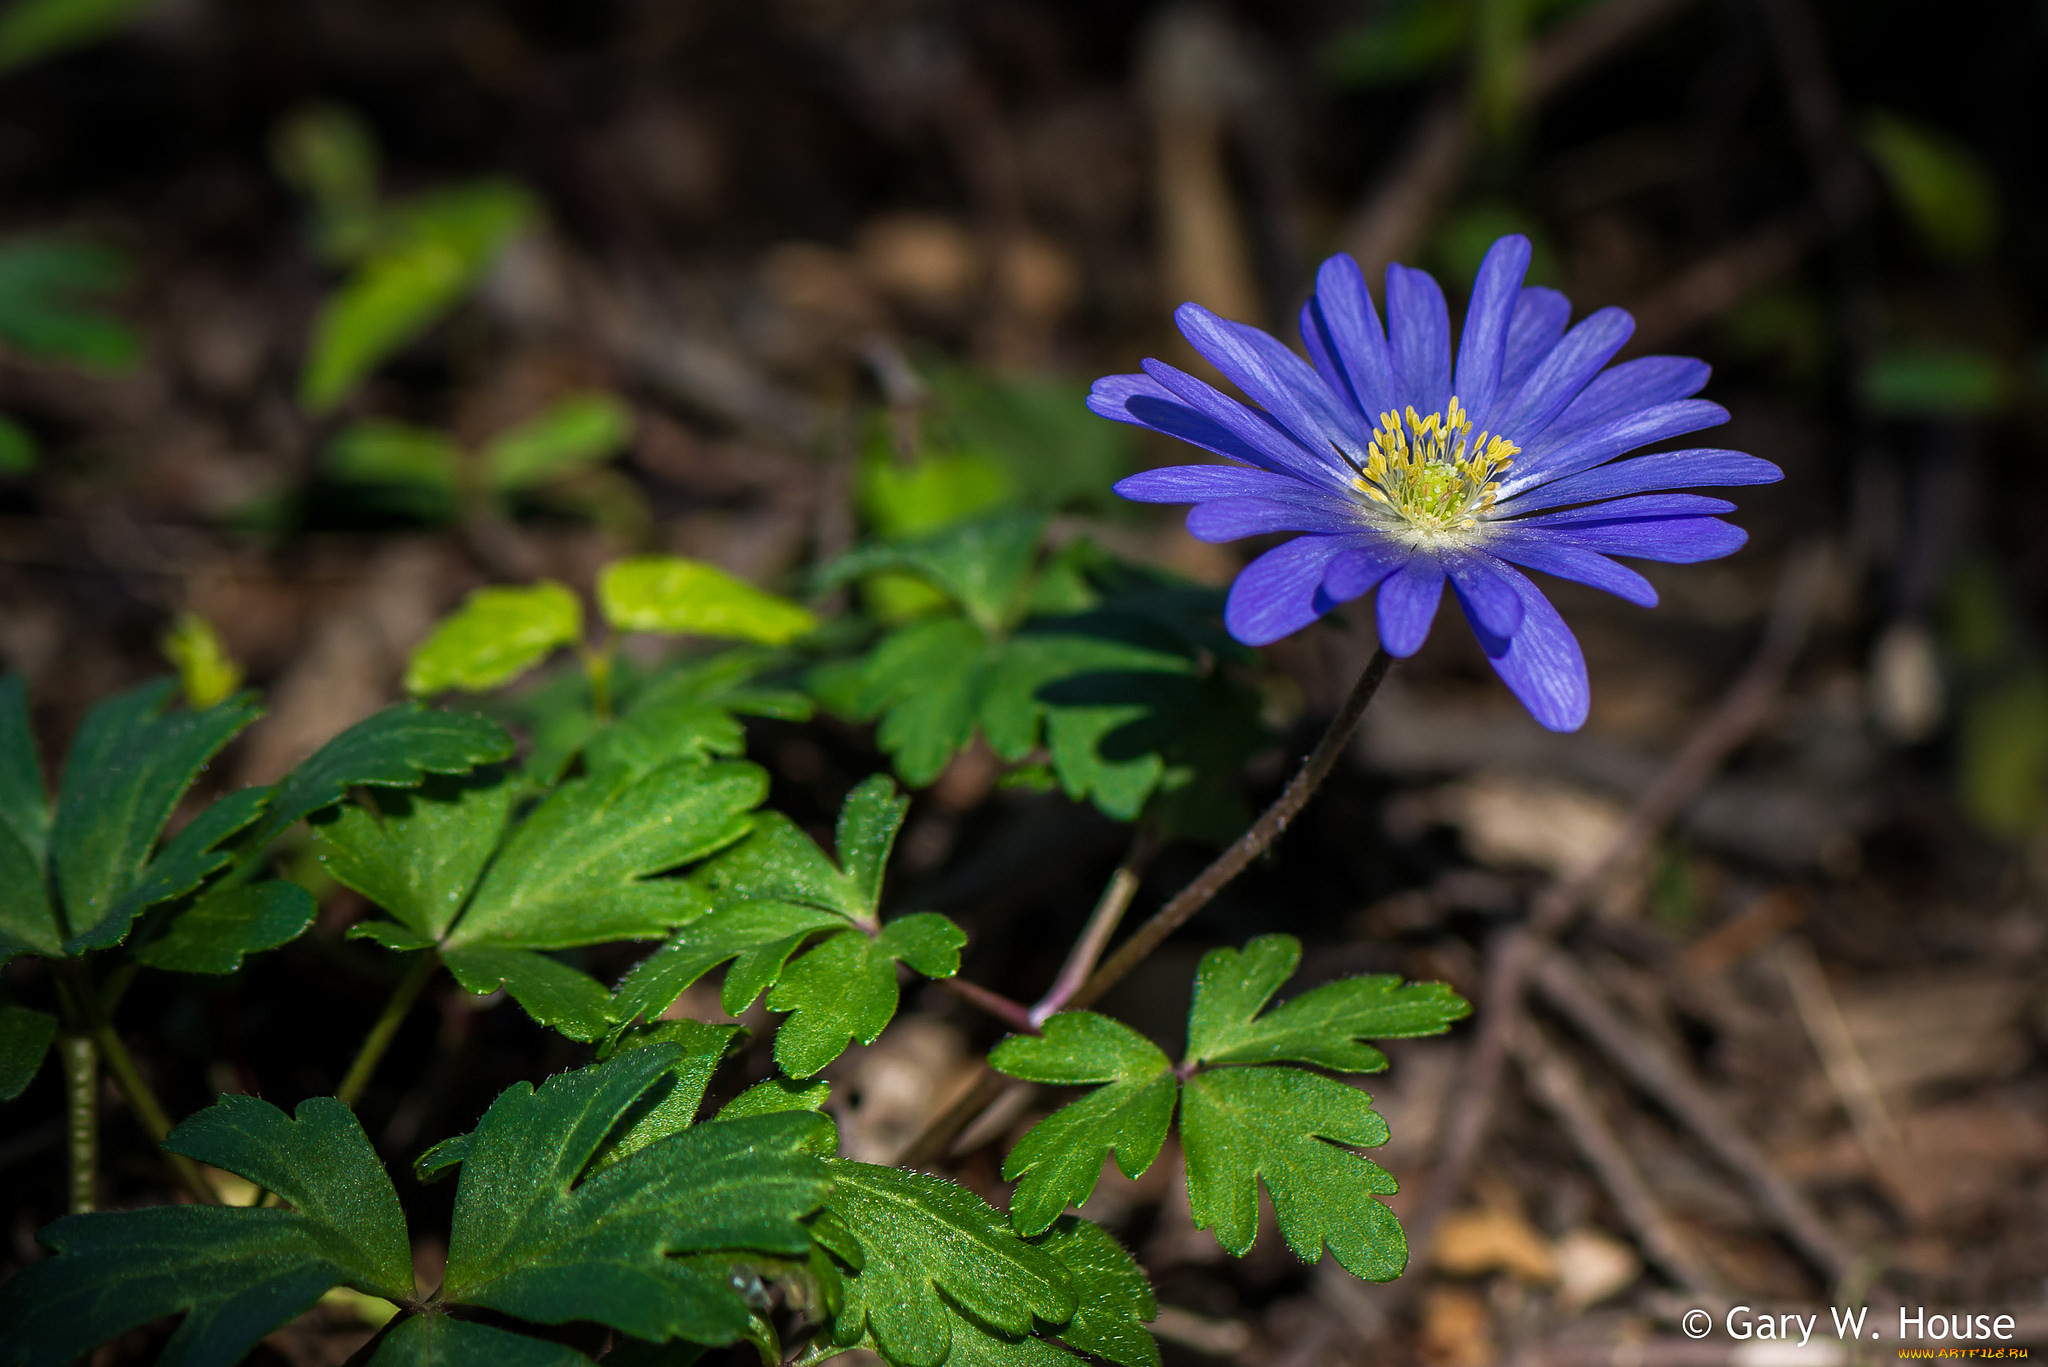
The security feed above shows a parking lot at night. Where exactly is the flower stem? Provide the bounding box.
[1031,825,1157,1025]
[59,965,220,1204]
[336,951,439,1109]
[940,977,1038,1034]
[1067,647,1393,1011]
[56,1034,96,1214]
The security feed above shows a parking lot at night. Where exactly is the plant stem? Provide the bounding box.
[59,965,220,1204]
[88,1017,221,1204]
[897,649,1394,1166]
[940,977,1038,1034]
[336,951,439,1109]
[584,643,616,724]
[1068,647,1392,1011]
[1031,826,1157,1025]
[57,1034,97,1214]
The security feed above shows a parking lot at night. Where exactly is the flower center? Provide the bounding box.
[1347,396,1518,537]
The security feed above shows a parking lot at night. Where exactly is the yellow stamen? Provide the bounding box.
[1349,395,1517,537]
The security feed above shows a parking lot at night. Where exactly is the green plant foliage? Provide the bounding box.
[1316,0,1590,89]
[600,556,818,646]
[1863,110,2000,260]
[487,392,634,490]
[300,181,536,412]
[367,1315,595,1367]
[612,776,963,1076]
[429,1045,834,1347]
[0,413,34,474]
[991,935,1467,1276]
[990,1013,1175,1237]
[1958,667,2048,839]
[0,237,136,368]
[815,1163,1079,1367]
[0,0,158,71]
[319,756,765,1038]
[0,1002,57,1100]
[0,1094,414,1367]
[160,612,245,710]
[49,680,260,952]
[922,364,1134,516]
[272,104,381,263]
[255,701,517,848]
[133,881,318,974]
[1034,1217,1160,1367]
[405,581,584,696]
[820,523,1267,822]
[324,421,463,518]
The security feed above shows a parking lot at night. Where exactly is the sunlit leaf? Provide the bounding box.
[599,556,817,646]
[160,612,244,710]
[486,393,634,491]
[405,581,583,696]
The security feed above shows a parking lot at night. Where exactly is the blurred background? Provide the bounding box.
[1,0,2046,1363]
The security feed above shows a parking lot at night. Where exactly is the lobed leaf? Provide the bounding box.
[261,702,515,847]
[62,785,271,956]
[598,556,817,646]
[1180,1066,1404,1281]
[766,913,965,1079]
[0,1095,413,1367]
[818,512,1046,635]
[611,900,847,1027]
[441,946,614,1042]
[50,680,260,948]
[321,771,515,944]
[0,678,56,966]
[1186,934,1471,1071]
[991,1013,1176,1235]
[1034,1217,1160,1367]
[438,1046,834,1345]
[404,582,583,697]
[367,1314,595,1367]
[820,1162,1077,1367]
[134,881,318,974]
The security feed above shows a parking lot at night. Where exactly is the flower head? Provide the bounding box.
[1090,235,1780,731]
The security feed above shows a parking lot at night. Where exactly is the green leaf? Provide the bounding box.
[610,900,847,1026]
[834,774,909,913]
[438,1046,833,1345]
[858,442,1013,541]
[1180,1066,1404,1281]
[301,180,536,412]
[368,1314,596,1367]
[766,913,965,1078]
[580,649,814,780]
[596,1019,742,1170]
[0,1003,57,1101]
[0,1094,412,1367]
[842,616,989,787]
[321,771,514,943]
[599,556,817,646]
[820,512,1045,634]
[134,881,318,974]
[325,421,463,511]
[159,613,244,710]
[1861,344,2007,417]
[405,582,583,697]
[486,392,633,490]
[1035,1217,1159,1367]
[990,1013,1176,1235]
[444,759,763,951]
[0,675,56,966]
[692,776,906,926]
[716,1075,830,1121]
[442,946,615,1042]
[821,1162,1077,1367]
[64,785,272,955]
[1186,934,1470,1071]
[260,701,515,846]
[0,238,136,367]
[1863,110,1999,260]
[271,104,381,263]
[49,680,260,943]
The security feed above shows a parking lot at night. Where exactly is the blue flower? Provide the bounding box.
[1089,235,1781,732]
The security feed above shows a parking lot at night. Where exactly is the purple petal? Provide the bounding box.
[1503,399,1731,494]
[1116,464,1315,503]
[1300,252,1401,426]
[1091,373,1295,475]
[1385,264,1451,416]
[1497,287,1571,401]
[1174,303,1375,463]
[1225,536,1359,645]
[1494,449,1782,514]
[1491,307,1634,444]
[1542,356,1712,445]
[1187,493,1366,542]
[1510,493,1737,526]
[1484,527,1659,607]
[1323,536,1413,600]
[1139,359,1344,489]
[1453,236,1533,421]
[1472,566,1589,732]
[1444,548,1526,640]
[1375,553,1446,657]
[1545,516,1749,563]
